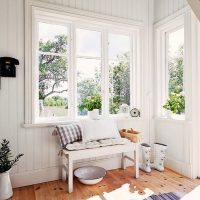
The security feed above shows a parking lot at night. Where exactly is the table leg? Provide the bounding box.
[134,144,139,178]
[121,153,127,169]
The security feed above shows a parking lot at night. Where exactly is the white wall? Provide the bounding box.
[153,1,200,178]
[155,119,192,177]
[36,0,146,21]
[154,0,188,22]
[0,0,153,188]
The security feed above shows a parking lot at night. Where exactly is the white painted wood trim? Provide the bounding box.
[25,3,144,125]
[154,14,184,118]
[28,0,144,27]
[165,157,192,178]
[21,117,145,128]
[11,154,136,188]
[154,5,190,28]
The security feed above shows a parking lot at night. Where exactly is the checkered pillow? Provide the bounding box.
[56,124,82,148]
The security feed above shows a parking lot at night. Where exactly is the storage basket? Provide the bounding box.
[119,128,141,143]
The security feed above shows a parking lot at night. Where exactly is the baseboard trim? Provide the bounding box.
[11,156,134,188]
[165,157,192,178]
[11,166,61,188]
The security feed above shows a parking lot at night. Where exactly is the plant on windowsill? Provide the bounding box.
[0,139,24,199]
[79,94,102,120]
[163,92,185,118]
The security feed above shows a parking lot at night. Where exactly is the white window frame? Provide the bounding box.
[155,15,185,118]
[25,5,143,125]
[74,25,103,118]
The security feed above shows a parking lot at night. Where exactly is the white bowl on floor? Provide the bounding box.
[74,166,106,185]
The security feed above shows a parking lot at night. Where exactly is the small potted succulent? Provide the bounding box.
[0,139,24,200]
[79,94,102,119]
[163,92,185,118]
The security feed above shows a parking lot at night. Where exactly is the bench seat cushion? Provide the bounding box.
[65,138,130,151]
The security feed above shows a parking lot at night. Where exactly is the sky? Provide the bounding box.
[39,22,130,80]
[39,22,130,60]
[168,28,184,57]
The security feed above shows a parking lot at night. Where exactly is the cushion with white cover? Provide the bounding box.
[80,119,120,142]
[65,138,130,151]
[66,142,86,150]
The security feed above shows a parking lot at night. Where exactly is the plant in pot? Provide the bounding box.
[79,94,102,119]
[0,139,24,200]
[163,92,185,118]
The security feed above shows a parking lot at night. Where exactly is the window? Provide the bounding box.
[28,9,141,124]
[37,22,69,120]
[109,33,131,114]
[167,28,184,98]
[76,29,102,116]
[156,16,185,117]
[166,27,185,115]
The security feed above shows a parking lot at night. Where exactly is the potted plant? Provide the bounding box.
[163,92,185,118]
[0,139,24,200]
[79,94,102,119]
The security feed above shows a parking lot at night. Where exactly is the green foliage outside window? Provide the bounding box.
[163,46,185,114]
[79,94,102,111]
[39,34,68,101]
[44,96,68,107]
[109,53,130,114]
[163,92,185,114]
[39,34,131,116]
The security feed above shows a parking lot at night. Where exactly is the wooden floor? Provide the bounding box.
[12,167,200,200]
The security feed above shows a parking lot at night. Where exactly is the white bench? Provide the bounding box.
[61,142,140,193]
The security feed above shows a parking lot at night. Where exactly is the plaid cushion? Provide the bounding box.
[56,124,82,148]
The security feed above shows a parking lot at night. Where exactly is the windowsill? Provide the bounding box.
[154,115,189,124]
[21,115,144,128]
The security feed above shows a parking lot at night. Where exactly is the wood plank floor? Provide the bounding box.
[12,167,200,200]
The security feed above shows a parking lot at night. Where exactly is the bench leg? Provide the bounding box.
[121,153,126,170]
[68,155,73,193]
[62,155,67,181]
[134,145,139,178]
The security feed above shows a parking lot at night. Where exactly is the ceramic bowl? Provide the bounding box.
[74,166,106,185]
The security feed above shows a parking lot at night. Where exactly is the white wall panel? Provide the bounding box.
[0,0,152,187]
[36,0,146,21]
[154,0,188,22]
[155,119,192,177]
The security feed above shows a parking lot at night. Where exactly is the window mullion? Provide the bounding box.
[130,33,134,110]
[165,32,169,100]
[69,24,76,119]
[102,30,109,117]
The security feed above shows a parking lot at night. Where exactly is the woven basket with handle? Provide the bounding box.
[119,128,141,143]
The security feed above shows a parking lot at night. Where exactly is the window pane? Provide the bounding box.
[76,29,101,57]
[38,54,68,118]
[167,28,185,114]
[77,58,101,116]
[109,34,131,114]
[39,22,68,54]
[109,33,130,60]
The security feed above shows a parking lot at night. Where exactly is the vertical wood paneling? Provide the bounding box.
[8,0,18,174]
[37,0,146,21]
[154,0,188,22]
[0,0,150,186]
[75,0,82,10]
[17,0,26,173]
[0,0,9,139]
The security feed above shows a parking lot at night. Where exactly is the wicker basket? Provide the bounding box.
[119,129,141,143]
